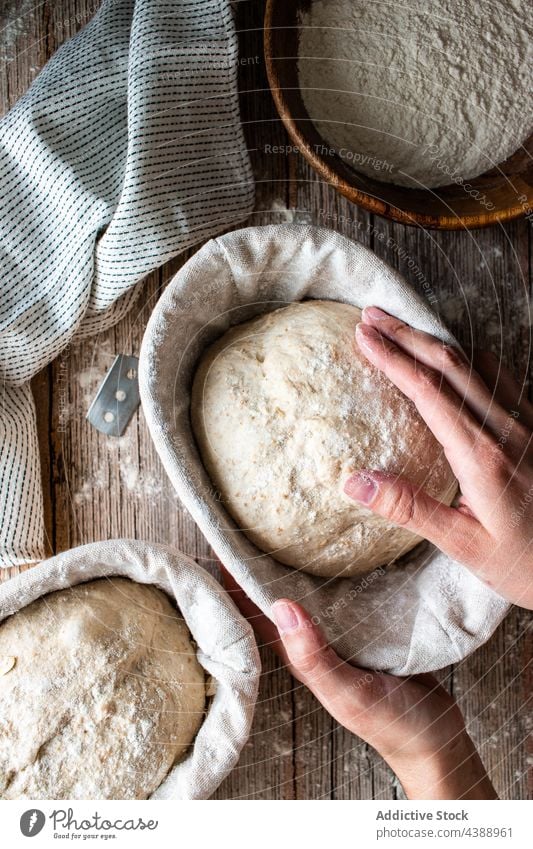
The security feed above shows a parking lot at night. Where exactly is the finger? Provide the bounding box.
[474,350,533,430]
[220,565,289,661]
[361,307,512,436]
[271,598,388,728]
[355,321,484,471]
[272,602,466,758]
[344,470,490,568]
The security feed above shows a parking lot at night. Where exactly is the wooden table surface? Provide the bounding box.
[0,0,531,800]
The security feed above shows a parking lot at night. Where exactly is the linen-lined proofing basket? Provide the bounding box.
[0,539,260,800]
[139,224,510,676]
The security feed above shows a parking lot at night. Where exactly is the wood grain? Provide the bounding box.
[264,0,533,230]
[0,0,530,800]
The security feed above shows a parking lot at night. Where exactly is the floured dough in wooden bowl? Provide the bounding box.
[0,578,205,799]
[192,300,457,578]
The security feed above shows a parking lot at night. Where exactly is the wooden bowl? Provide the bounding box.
[264,0,533,230]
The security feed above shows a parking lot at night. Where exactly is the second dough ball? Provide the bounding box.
[192,300,457,578]
[0,579,205,799]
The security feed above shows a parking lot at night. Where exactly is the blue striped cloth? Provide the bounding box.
[0,0,254,566]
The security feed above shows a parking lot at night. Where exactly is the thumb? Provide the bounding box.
[343,470,482,564]
[271,599,384,730]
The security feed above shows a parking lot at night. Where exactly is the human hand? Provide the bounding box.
[222,571,496,800]
[346,306,533,609]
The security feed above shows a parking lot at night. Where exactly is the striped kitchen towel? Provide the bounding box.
[0,0,254,566]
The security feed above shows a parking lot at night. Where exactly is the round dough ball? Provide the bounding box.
[192,300,457,578]
[0,579,205,799]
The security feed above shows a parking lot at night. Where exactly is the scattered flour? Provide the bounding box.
[270,198,296,223]
[298,0,532,187]
[72,433,173,505]
[438,283,533,352]
[73,471,108,505]
[266,199,313,225]
[0,0,36,63]
[77,366,102,390]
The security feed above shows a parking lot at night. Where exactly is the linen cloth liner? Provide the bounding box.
[0,0,254,567]
[0,539,261,799]
[139,223,510,675]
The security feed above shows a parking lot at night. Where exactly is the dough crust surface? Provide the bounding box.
[192,300,456,577]
[0,578,205,799]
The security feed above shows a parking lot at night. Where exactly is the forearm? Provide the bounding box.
[387,735,497,800]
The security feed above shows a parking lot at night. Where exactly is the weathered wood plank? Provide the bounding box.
[215,0,297,799]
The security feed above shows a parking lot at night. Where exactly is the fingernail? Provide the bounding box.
[272,600,299,634]
[355,322,380,348]
[362,306,391,321]
[344,472,378,505]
